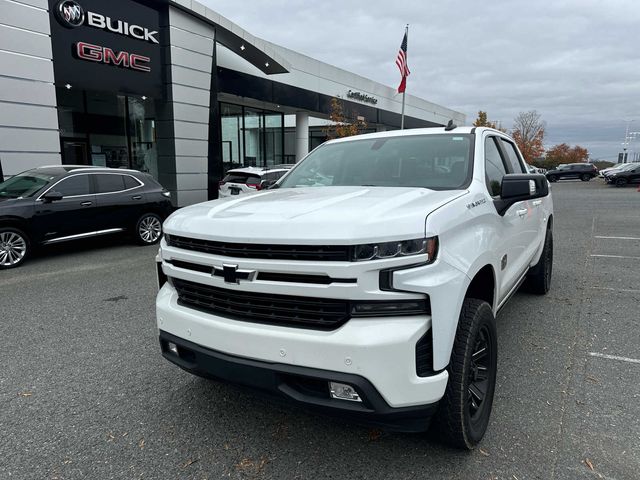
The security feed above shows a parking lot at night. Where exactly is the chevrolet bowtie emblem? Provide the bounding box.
[212,264,257,284]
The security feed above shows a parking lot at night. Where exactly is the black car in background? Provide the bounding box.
[545,163,598,182]
[605,163,640,186]
[0,166,173,269]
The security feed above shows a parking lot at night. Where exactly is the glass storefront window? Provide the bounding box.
[220,103,244,172]
[243,107,262,167]
[55,87,158,179]
[220,102,284,173]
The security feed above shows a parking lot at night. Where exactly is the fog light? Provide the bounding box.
[329,382,362,402]
[168,342,178,355]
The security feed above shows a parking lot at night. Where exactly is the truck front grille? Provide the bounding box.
[166,235,350,261]
[172,278,350,330]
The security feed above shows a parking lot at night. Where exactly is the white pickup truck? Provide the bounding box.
[155,126,553,449]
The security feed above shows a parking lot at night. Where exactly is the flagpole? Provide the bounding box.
[400,24,408,130]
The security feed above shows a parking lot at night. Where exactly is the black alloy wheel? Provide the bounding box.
[524,227,553,294]
[580,174,591,181]
[433,298,498,449]
[548,175,558,182]
[467,325,493,424]
[615,177,627,187]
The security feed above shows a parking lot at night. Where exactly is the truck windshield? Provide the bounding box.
[278,134,472,190]
[0,171,54,198]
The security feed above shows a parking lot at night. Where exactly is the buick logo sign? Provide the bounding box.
[53,0,159,43]
[56,0,85,28]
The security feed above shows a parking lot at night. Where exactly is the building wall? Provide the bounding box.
[0,0,60,177]
[159,6,215,207]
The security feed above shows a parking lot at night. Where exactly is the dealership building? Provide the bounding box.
[0,0,465,206]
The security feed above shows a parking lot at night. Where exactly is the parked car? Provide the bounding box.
[0,166,173,269]
[604,163,640,186]
[526,163,546,174]
[218,165,294,198]
[599,164,628,178]
[545,163,598,182]
[156,126,553,449]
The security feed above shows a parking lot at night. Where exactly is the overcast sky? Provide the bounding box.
[201,0,639,161]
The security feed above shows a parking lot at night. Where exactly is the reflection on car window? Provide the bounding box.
[0,172,53,198]
[55,175,91,197]
[485,137,507,196]
[95,174,125,193]
[278,134,472,191]
[500,139,526,174]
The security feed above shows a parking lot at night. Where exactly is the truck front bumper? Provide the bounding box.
[159,330,440,432]
[156,282,448,417]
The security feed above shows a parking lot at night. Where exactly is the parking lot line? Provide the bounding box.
[589,352,640,365]
[590,254,640,260]
[593,235,640,241]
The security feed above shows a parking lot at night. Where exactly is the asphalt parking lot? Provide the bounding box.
[1,180,639,480]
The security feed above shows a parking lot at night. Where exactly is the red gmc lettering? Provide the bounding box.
[74,42,150,73]
[130,54,151,72]
[103,48,130,67]
[76,42,102,62]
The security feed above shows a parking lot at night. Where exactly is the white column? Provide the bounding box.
[295,111,309,162]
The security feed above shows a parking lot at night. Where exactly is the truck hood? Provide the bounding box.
[165,186,467,244]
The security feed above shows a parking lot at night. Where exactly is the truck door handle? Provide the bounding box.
[80,201,92,207]
[516,208,528,217]
[132,195,142,200]
[532,200,542,207]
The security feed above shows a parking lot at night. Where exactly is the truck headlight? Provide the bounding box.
[352,237,438,262]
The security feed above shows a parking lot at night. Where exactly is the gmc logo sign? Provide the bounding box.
[76,42,150,72]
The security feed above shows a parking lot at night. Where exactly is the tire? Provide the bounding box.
[524,227,553,294]
[134,213,163,245]
[0,227,31,269]
[580,174,590,181]
[615,178,627,187]
[433,298,498,449]
[548,175,558,182]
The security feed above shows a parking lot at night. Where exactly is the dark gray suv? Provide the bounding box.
[545,163,598,182]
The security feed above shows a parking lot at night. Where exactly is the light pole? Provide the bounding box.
[622,119,634,163]
[627,131,640,162]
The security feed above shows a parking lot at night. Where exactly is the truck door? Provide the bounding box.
[484,136,538,302]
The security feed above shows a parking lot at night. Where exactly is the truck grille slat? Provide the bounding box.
[172,278,350,329]
[166,235,350,261]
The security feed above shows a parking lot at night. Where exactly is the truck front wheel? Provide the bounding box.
[433,298,497,449]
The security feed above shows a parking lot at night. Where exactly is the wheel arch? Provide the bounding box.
[465,264,496,311]
[0,216,32,237]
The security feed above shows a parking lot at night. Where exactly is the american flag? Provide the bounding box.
[395,30,410,93]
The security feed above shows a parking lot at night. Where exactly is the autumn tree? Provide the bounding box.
[473,111,506,132]
[539,143,589,169]
[511,110,545,163]
[324,97,368,140]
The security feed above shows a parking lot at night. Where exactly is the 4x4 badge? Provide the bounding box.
[212,264,257,284]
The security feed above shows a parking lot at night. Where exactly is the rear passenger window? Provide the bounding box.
[500,139,526,174]
[95,174,125,193]
[55,175,91,197]
[485,137,507,196]
[123,175,140,189]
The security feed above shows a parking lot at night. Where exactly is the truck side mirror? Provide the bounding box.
[494,174,548,215]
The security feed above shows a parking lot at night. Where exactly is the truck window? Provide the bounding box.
[485,137,507,196]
